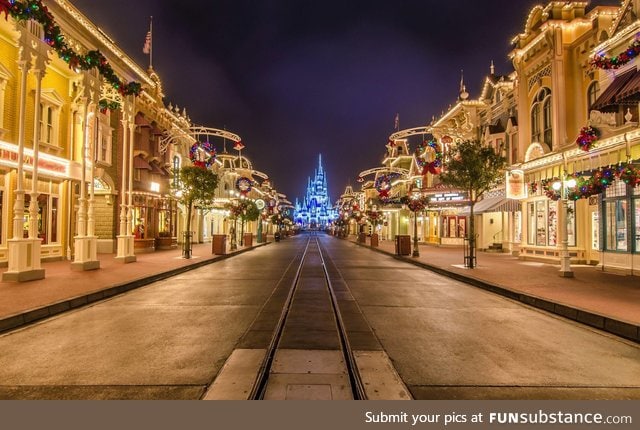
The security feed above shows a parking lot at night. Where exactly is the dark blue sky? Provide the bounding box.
[71,0,621,202]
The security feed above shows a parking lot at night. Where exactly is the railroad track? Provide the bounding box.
[248,233,367,400]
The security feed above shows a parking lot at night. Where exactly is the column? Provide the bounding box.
[115,107,136,263]
[71,98,100,271]
[3,60,45,282]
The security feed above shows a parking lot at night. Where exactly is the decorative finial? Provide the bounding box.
[490,60,495,75]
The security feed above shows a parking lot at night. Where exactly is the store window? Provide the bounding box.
[132,194,154,240]
[23,193,59,244]
[527,199,575,247]
[603,180,631,252]
[634,187,640,252]
[156,198,177,238]
[441,215,466,238]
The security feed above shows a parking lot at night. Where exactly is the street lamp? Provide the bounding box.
[552,176,577,278]
[409,189,422,258]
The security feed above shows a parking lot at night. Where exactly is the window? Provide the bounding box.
[527,199,575,247]
[22,193,59,244]
[603,180,631,252]
[587,81,600,111]
[530,87,552,149]
[38,90,63,147]
[96,118,113,165]
[172,156,180,189]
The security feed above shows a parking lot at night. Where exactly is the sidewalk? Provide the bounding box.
[0,241,268,333]
[348,236,640,343]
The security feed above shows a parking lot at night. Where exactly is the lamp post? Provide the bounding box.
[553,175,576,278]
[410,189,422,258]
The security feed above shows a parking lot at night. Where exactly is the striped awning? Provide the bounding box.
[591,68,636,112]
[133,156,152,170]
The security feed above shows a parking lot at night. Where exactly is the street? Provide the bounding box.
[0,234,639,399]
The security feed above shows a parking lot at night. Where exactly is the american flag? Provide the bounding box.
[143,30,152,54]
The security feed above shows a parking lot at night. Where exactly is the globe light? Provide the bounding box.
[552,181,562,191]
[567,178,577,188]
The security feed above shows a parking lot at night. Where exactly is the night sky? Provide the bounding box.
[71,0,621,203]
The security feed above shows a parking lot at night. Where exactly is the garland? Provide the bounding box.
[235,176,252,195]
[590,38,640,70]
[575,126,599,152]
[2,0,141,104]
[189,141,216,169]
[414,139,443,175]
[534,164,638,201]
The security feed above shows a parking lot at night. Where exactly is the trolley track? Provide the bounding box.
[248,233,367,400]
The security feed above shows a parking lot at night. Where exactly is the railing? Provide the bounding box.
[492,230,503,243]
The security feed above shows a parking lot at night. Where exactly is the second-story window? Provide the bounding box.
[39,90,63,148]
[587,81,599,111]
[530,87,552,149]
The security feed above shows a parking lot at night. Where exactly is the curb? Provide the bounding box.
[348,239,640,344]
[0,242,269,335]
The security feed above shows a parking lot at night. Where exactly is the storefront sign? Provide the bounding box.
[431,192,467,202]
[506,169,527,199]
[0,142,69,178]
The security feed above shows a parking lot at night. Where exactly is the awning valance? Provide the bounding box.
[616,69,640,104]
[591,68,636,112]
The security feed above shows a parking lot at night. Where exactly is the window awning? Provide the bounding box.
[133,155,152,170]
[615,68,640,104]
[459,196,521,215]
[591,68,636,112]
[149,160,165,175]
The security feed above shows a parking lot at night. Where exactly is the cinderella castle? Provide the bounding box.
[294,155,337,229]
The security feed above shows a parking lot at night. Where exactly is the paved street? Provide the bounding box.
[0,233,639,399]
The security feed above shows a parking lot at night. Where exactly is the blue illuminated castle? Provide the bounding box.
[294,155,337,229]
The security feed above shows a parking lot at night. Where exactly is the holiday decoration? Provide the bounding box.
[407,196,429,212]
[4,0,141,107]
[235,176,252,195]
[375,173,399,200]
[233,140,245,151]
[356,176,364,183]
[590,38,640,70]
[575,126,599,152]
[617,163,640,186]
[529,182,538,195]
[98,99,119,114]
[414,139,444,175]
[189,141,216,169]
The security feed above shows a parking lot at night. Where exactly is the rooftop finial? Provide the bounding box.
[490,60,495,75]
[459,69,469,100]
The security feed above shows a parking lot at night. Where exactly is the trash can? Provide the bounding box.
[243,233,253,247]
[274,232,281,242]
[358,232,366,243]
[395,235,411,256]
[370,233,379,247]
[212,234,227,255]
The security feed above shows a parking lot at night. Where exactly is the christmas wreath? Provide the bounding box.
[414,139,443,175]
[189,141,216,168]
[575,126,599,152]
[375,173,399,200]
[235,176,253,195]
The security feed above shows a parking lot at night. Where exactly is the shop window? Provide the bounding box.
[441,215,466,238]
[603,180,633,252]
[132,194,155,239]
[156,198,177,238]
[0,190,3,243]
[633,186,640,252]
[527,199,575,247]
[22,193,59,244]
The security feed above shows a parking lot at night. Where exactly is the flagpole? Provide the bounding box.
[149,16,153,69]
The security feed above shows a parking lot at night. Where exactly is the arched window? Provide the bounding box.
[530,87,552,149]
[172,156,180,189]
[587,81,600,111]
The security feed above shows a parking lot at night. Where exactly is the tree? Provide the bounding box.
[439,140,507,268]
[238,199,260,245]
[172,166,219,258]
